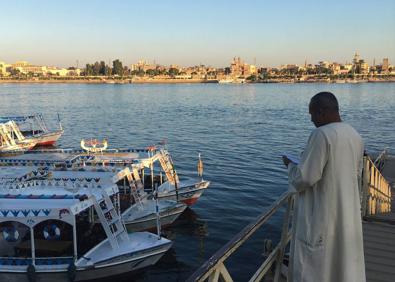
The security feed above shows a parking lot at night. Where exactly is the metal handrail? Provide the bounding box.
[373,147,389,172]
[362,156,392,216]
[187,192,292,282]
[188,153,392,282]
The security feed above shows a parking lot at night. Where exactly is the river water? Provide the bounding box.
[0,83,394,281]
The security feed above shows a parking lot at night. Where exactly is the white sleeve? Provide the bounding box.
[288,129,329,192]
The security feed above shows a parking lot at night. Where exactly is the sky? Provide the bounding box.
[0,0,394,68]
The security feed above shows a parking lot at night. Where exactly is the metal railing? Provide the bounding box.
[188,153,392,282]
[361,155,392,216]
[187,192,294,282]
[373,148,388,172]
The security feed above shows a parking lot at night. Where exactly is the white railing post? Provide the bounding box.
[274,195,293,282]
[361,157,370,217]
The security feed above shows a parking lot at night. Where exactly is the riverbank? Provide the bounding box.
[1,78,394,84]
[0,78,218,84]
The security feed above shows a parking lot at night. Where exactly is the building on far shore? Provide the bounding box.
[0,61,12,76]
[230,57,257,78]
[13,61,47,75]
[382,58,389,73]
[2,61,81,77]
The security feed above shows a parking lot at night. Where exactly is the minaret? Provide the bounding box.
[353,52,360,64]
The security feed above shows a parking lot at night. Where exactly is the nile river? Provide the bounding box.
[0,83,394,281]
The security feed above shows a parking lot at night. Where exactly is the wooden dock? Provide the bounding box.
[363,155,395,282]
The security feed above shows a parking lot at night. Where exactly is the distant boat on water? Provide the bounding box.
[218,78,234,84]
[346,79,368,84]
[218,78,246,84]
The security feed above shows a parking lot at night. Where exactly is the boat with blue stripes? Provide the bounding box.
[0,176,172,282]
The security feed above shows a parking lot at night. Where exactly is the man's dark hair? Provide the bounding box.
[310,92,339,113]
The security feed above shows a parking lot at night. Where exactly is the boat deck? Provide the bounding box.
[363,155,395,282]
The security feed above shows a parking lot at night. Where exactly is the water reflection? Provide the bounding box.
[165,208,208,238]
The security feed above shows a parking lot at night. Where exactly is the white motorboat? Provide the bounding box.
[218,78,234,83]
[122,199,186,232]
[0,165,187,233]
[0,144,210,209]
[0,178,172,282]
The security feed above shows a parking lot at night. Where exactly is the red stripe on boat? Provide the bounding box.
[183,197,199,206]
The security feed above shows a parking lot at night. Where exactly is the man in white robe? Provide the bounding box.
[283,92,365,282]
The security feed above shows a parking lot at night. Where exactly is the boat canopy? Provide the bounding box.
[0,181,119,225]
[0,166,48,180]
[0,115,38,123]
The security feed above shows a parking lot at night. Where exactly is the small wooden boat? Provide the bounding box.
[80,139,108,153]
[156,178,211,205]
[154,149,210,205]
[0,114,63,146]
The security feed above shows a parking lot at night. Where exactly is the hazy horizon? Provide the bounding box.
[1,0,394,68]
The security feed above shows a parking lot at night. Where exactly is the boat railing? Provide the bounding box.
[361,155,392,217]
[186,192,294,282]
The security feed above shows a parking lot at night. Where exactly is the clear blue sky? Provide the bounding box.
[0,0,394,68]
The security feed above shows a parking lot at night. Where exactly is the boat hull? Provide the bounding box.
[0,242,171,282]
[0,142,37,154]
[124,203,186,232]
[158,180,210,206]
[32,130,64,146]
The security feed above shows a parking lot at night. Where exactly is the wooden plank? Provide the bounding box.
[365,255,395,267]
[366,270,395,282]
[363,178,395,282]
[365,261,395,276]
[363,224,395,236]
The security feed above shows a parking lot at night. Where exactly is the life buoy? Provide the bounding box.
[2,227,19,242]
[43,224,61,240]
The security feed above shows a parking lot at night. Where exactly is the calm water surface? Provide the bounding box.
[0,83,394,281]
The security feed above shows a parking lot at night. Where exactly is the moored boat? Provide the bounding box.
[0,143,210,218]
[0,178,172,282]
[156,178,211,205]
[0,121,38,153]
[0,114,63,146]
[122,199,186,232]
[80,139,108,153]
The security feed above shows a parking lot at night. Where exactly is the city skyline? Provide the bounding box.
[1,52,392,70]
[1,0,394,67]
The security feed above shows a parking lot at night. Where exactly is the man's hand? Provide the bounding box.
[282,155,292,167]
